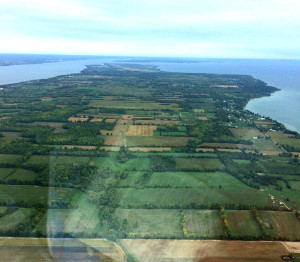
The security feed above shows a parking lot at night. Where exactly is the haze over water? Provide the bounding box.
[0,58,299,133]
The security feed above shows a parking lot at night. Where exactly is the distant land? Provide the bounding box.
[0,54,118,66]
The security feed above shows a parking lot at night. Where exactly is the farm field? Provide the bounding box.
[252,139,283,155]
[121,239,289,262]
[0,208,33,232]
[124,125,157,136]
[0,154,22,165]
[0,168,14,179]
[117,188,271,208]
[175,158,224,170]
[115,209,183,237]
[226,210,262,237]
[126,136,191,147]
[145,172,249,189]
[4,168,37,182]
[230,128,266,138]
[0,237,125,262]
[258,211,300,240]
[185,210,223,237]
[267,131,300,150]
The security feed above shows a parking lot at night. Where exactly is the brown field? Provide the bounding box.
[229,128,266,138]
[68,117,88,122]
[135,120,179,125]
[122,114,133,119]
[121,239,289,262]
[2,132,22,138]
[99,146,120,152]
[113,124,129,133]
[255,121,274,125]
[0,237,125,262]
[198,116,208,120]
[128,147,171,152]
[217,148,242,153]
[90,118,103,122]
[200,143,255,150]
[117,119,133,125]
[104,136,124,146]
[126,136,191,147]
[100,130,118,136]
[62,145,97,150]
[56,104,66,108]
[0,116,11,120]
[196,148,215,152]
[105,118,117,123]
[125,125,157,136]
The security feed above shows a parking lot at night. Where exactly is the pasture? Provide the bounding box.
[115,208,183,237]
[0,154,22,165]
[0,168,15,180]
[185,210,223,237]
[267,131,300,150]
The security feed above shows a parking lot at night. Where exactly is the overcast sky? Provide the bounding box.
[1,0,300,58]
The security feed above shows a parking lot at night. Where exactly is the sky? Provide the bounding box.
[0,0,300,59]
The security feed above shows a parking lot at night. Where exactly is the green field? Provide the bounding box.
[126,136,191,147]
[119,172,145,187]
[5,168,37,182]
[0,168,15,180]
[0,208,33,231]
[0,154,22,165]
[117,188,271,208]
[26,155,52,165]
[115,208,183,237]
[258,211,300,240]
[0,185,77,206]
[92,157,150,171]
[175,158,224,170]
[185,210,223,237]
[55,156,91,165]
[145,172,249,189]
[226,210,262,237]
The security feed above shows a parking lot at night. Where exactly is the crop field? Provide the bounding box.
[229,128,265,138]
[258,159,300,175]
[0,185,74,206]
[128,147,171,152]
[5,168,37,182]
[0,154,22,165]
[91,157,150,171]
[226,210,262,237]
[175,158,224,170]
[118,172,145,187]
[121,239,289,262]
[68,117,88,122]
[90,100,179,110]
[124,125,157,136]
[126,136,191,147]
[0,237,125,262]
[252,139,283,155]
[115,209,183,237]
[35,208,100,236]
[135,119,179,125]
[267,131,300,150]
[200,143,256,150]
[0,168,15,179]
[1,132,22,138]
[258,211,300,240]
[90,117,103,122]
[145,172,249,189]
[117,188,271,208]
[25,155,51,165]
[0,208,33,231]
[104,136,124,146]
[290,181,300,190]
[185,210,223,236]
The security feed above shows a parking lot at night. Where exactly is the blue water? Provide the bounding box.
[0,58,299,133]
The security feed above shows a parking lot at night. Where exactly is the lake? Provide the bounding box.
[0,58,299,133]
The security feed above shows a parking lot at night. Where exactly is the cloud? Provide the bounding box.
[0,0,300,58]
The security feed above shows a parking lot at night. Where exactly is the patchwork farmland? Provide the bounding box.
[0,62,299,261]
